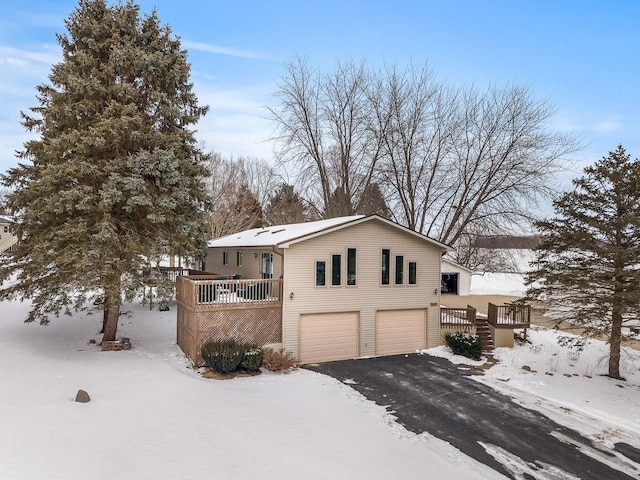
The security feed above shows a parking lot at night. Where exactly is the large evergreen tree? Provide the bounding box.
[0,0,210,344]
[527,146,640,379]
[263,183,311,226]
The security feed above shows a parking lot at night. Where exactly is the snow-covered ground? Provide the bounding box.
[470,272,527,296]
[2,274,639,479]
[427,329,640,452]
[0,298,503,480]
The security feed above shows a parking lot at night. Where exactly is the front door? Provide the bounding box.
[261,252,274,279]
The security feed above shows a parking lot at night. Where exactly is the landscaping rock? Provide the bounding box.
[75,389,90,403]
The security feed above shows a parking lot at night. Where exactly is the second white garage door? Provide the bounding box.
[299,312,358,364]
[376,309,427,356]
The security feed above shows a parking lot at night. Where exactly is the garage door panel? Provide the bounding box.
[299,312,358,364]
[376,309,427,356]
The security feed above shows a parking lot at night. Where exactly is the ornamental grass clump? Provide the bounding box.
[262,348,297,373]
[444,331,483,360]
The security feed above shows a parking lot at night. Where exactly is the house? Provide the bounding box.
[176,215,531,365]
[177,215,451,364]
[441,258,472,295]
[0,215,17,254]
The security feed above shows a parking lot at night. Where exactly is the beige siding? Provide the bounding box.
[204,246,283,280]
[490,326,515,348]
[299,312,358,363]
[376,309,427,356]
[282,219,442,360]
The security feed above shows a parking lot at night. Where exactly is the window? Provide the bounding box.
[409,262,417,285]
[315,261,326,286]
[236,251,242,267]
[331,254,341,286]
[3,226,8,234]
[381,249,390,285]
[222,251,228,266]
[395,255,404,285]
[347,248,356,286]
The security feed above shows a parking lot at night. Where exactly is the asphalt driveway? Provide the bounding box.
[305,354,640,480]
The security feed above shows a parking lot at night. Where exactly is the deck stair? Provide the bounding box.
[475,315,494,352]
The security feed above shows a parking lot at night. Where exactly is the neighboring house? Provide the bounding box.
[441,258,473,296]
[0,215,17,254]
[178,215,451,364]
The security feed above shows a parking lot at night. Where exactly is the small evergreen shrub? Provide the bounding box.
[262,348,297,373]
[201,340,244,374]
[240,345,264,372]
[444,332,483,360]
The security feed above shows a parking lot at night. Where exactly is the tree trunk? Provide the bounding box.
[101,307,108,334]
[102,298,121,346]
[609,309,623,379]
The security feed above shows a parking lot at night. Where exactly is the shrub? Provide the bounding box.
[240,345,264,372]
[201,340,244,374]
[262,348,297,373]
[444,331,483,360]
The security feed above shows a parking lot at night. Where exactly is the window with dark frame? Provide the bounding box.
[223,251,228,266]
[316,261,326,286]
[236,251,242,267]
[347,248,356,286]
[395,255,404,285]
[409,261,417,285]
[332,254,341,286]
[381,249,390,285]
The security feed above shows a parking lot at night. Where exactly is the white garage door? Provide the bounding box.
[376,309,427,356]
[299,312,358,364]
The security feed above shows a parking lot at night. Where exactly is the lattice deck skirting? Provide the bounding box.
[177,304,282,366]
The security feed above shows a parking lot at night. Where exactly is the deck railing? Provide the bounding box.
[440,306,477,328]
[142,267,212,283]
[176,276,283,310]
[487,302,531,329]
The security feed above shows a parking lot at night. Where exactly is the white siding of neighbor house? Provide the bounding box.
[204,246,284,280]
[281,219,443,360]
[441,260,472,296]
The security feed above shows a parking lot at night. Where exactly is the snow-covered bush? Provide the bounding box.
[444,332,482,360]
[240,345,264,372]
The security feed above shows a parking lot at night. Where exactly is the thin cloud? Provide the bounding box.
[181,40,267,60]
[0,45,60,65]
[592,120,622,133]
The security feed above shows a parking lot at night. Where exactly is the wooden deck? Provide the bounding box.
[175,276,283,365]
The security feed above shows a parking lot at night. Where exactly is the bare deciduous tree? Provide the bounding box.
[372,63,458,232]
[269,56,382,218]
[205,153,276,238]
[0,188,11,215]
[271,58,580,266]
[431,85,578,249]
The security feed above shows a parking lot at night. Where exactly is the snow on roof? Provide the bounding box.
[441,257,473,272]
[207,215,365,248]
[0,215,13,224]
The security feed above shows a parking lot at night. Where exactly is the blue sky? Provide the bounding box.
[1,0,638,186]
